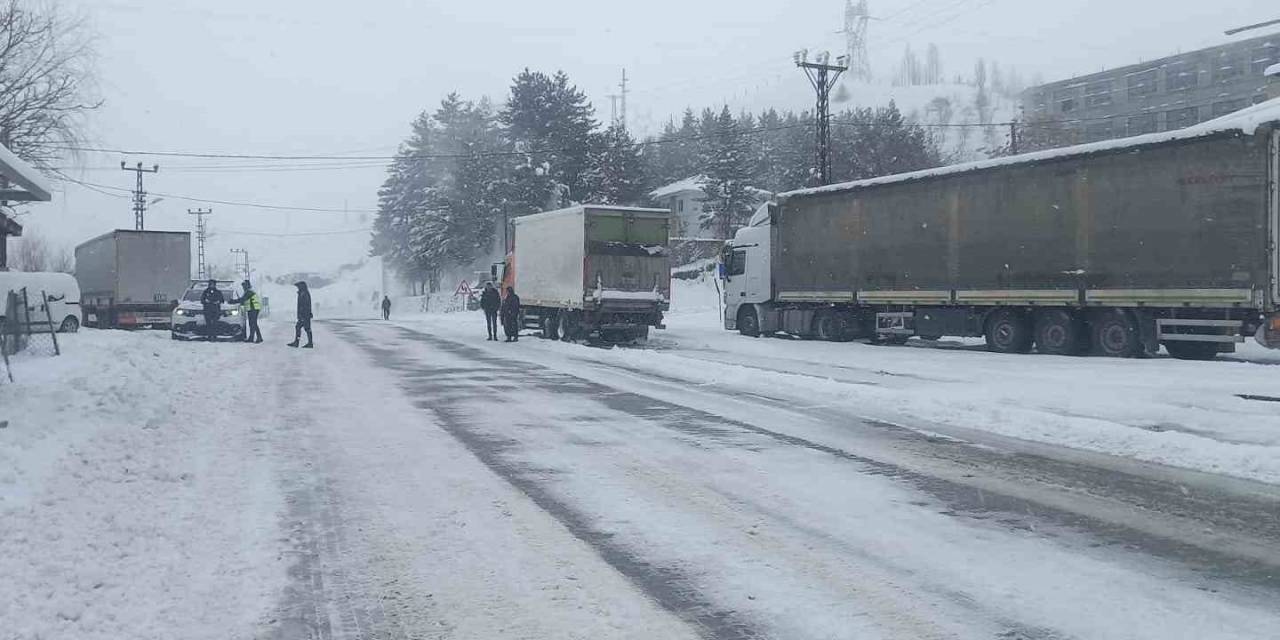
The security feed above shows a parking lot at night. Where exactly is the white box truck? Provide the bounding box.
[503,205,671,342]
[75,230,192,329]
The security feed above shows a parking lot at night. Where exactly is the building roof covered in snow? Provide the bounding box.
[781,96,1280,202]
[650,176,708,200]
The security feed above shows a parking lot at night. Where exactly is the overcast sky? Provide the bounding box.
[22,0,1280,273]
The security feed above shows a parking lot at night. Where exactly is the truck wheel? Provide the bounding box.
[814,312,851,342]
[985,309,1033,354]
[737,306,760,338]
[631,326,651,344]
[557,313,575,342]
[542,313,560,340]
[1091,310,1141,358]
[1164,341,1220,361]
[1034,310,1084,356]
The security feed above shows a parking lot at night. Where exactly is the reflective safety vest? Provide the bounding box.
[242,291,262,312]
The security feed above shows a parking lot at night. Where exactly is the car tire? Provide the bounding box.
[59,316,81,333]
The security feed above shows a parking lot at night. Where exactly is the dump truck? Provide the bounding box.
[75,230,192,329]
[721,99,1280,360]
[501,205,671,342]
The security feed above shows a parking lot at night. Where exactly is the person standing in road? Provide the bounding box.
[233,280,263,344]
[200,279,225,341]
[381,295,392,321]
[480,282,501,341]
[500,286,521,342]
[288,281,314,349]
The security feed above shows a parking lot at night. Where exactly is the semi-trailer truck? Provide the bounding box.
[75,230,192,329]
[722,99,1280,360]
[500,205,671,342]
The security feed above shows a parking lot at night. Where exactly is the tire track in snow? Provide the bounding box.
[329,322,767,640]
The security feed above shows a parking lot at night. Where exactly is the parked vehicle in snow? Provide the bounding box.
[170,281,247,341]
[0,271,82,332]
[722,99,1280,360]
[499,205,671,342]
[75,230,191,330]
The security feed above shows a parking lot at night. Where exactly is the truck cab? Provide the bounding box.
[721,205,774,335]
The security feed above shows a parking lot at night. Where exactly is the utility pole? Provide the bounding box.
[795,50,849,186]
[121,161,159,230]
[606,94,621,127]
[618,68,629,132]
[1009,122,1019,155]
[188,208,213,279]
[230,248,249,281]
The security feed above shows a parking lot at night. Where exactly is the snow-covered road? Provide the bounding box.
[4,310,1280,639]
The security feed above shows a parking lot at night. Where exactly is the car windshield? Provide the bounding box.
[183,289,234,302]
[5,2,1280,639]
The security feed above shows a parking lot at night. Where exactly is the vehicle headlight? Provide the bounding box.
[175,309,190,317]
[225,309,240,317]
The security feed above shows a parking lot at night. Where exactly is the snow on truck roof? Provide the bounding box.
[512,205,670,225]
[780,96,1280,202]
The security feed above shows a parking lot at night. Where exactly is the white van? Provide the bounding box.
[0,271,82,332]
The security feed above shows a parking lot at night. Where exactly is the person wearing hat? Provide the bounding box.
[232,280,263,343]
[199,279,225,341]
[288,281,314,348]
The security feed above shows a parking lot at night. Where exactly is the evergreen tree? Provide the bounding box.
[583,124,648,205]
[699,106,755,239]
[499,69,598,210]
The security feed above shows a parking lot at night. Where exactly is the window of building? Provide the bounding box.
[1251,45,1280,74]
[1053,87,1078,113]
[1165,62,1199,91]
[1126,69,1158,99]
[1215,56,1245,82]
[1085,80,1113,107]
[1212,99,1247,117]
[1127,113,1157,136]
[677,199,685,213]
[1165,106,1200,130]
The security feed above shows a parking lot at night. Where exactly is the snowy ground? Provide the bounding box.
[3,277,1280,638]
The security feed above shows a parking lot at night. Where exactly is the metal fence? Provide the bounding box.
[1,287,62,383]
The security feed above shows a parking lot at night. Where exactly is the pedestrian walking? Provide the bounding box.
[480,282,501,341]
[200,279,225,341]
[500,286,521,342]
[288,281,314,349]
[233,280,264,343]
[381,295,392,321]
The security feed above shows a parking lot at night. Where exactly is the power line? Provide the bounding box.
[51,172,377,214]
[216,228,372,238]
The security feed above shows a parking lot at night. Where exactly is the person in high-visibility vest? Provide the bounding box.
[233,280,264,344]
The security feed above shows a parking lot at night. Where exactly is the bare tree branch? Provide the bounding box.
[0,0,99,168]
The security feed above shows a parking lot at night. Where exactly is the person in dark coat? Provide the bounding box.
[381,295,392,321]
[499,286,521,342]
[480,282,501,341]
[199,279,225,341]
[288,281,314,348]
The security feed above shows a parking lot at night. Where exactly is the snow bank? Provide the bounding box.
[0,330,284,639]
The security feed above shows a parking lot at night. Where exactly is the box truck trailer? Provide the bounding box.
[75,230,192,329]
[500,205,671,342]
[722,99,1280,360]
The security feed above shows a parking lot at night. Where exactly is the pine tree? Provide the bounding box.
[583,124,648,205]
[699,106,755,239]
[499,69,598,210]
